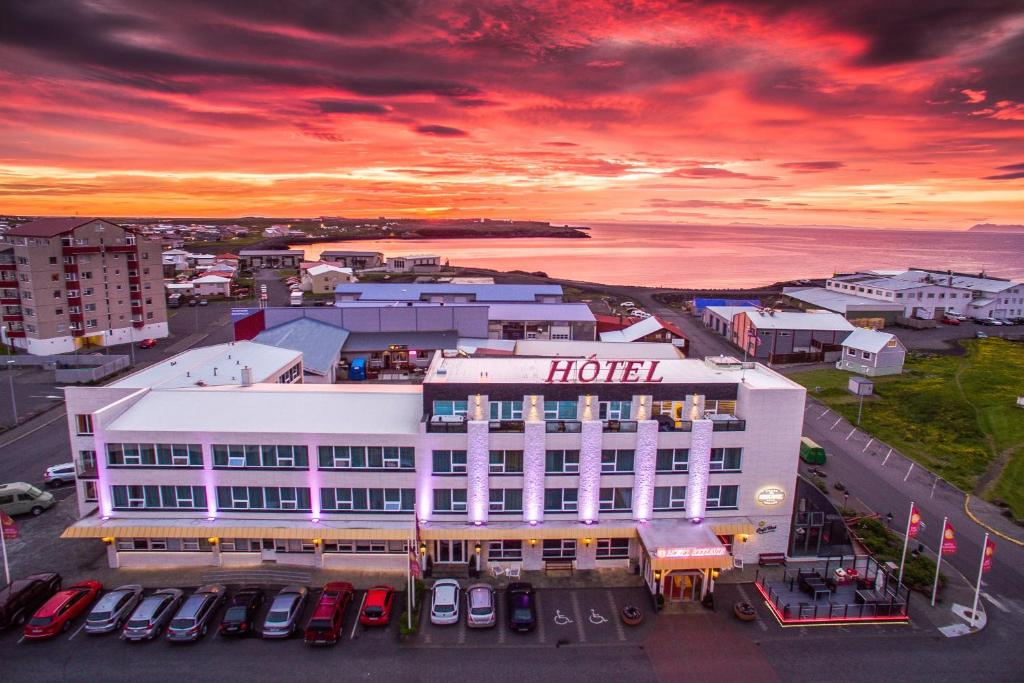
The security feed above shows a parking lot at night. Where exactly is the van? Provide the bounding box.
[0,482,56,517]
[799,437,826,465]
[289,291,303,307]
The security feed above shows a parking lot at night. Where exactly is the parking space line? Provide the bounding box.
[350,592,366,640]
[535,592,546,644]
[496,595,506,644]
[570,591,586,643]
[606,591,626,642]
[67,620,88,641]
[457,594,467,645]
[17,635,26,645]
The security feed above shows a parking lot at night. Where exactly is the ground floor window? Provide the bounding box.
[596,538,630,559]
[220,538,261,552]
[322,540,407,553]
[542,539,577,560]
[488,540,523,561]
[274,539,315,553]
[114,537,212,551]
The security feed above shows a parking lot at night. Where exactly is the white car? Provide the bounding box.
[619,301,635,308]
[43,462,77,487]
[429,579,461,625]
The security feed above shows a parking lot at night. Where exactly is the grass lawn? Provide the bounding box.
[790,338,1024,519]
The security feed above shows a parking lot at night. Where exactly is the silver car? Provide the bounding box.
[166,584,226,642]
[261,585,307,639]
[466,584,496,628]
[122,588,183,641]
[85,584,143,634]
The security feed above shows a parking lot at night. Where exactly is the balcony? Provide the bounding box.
[710,417,746,432]
[545,420,582,433]
[489,419,525,433]
[656,416,694,432]
[602,420,637,433]
[425,414,467,433]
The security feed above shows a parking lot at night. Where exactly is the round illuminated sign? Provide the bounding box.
[756,487,786,506]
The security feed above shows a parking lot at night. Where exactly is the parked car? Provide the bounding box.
[466,584,496,628]
[43,463,77,487]
[996,318,1015,326]
[941,317,960,325]
[187,298,198,307]
[262,585,308,639]
[166,584,226,642]
[219,587,264,637]
[359,585,395,626]
[430,579,461,626]
[122,588,183,641]
[303,582,354,645]
[975,331,989,339]
[85,584,143,634]
[0,482,56,516]
[977,317,1002,326]
[198,299,209,307]
[506,582,536,633]
[23,580,102,640]
[619,301,635,308]
[0,573,62,629]
[138,338,157,349]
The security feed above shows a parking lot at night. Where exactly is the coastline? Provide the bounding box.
[258,224,590,251]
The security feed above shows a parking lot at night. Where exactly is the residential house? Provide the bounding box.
[836,328,906,376]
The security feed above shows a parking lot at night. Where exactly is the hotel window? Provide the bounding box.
[704,400,737,415]
[705,485,739,510]
[212,444,308,469]
[83,481,98,502]
[596,538,630,559]
[653,486,686,510]
[432,400,468,417]
[655,449,689,472]
[489,449,524,474]
[601,449,635,473]
[433,488,468,513]
[277,363,301,383]
[489,400,523,420]
[274,539,315,554]
[111,485,207,510]
[318,445,414,470]
[75,414,93,435]
[488,540,523,561]
[542,539,576,560]
[107,443,202,468]
[544,488,578,512]
[543,401,577,420]
[599,487,633,511]
[320,488,413,512]
[599,401,631,420]
[432,450,467,474]
[489,489,523,513]
[545,449,579,474]
[215,486,312,512]
[709,448,742,472]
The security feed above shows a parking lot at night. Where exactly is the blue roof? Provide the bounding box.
[693,298,761,312]
[333,283,563,302]
[253,318,349,376]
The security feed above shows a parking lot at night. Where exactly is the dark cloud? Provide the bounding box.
[543,141,579,147]
[666,167,777,181]
[414,124,468,137]
[983,166,1024,180]
[310,99,391,115]
[779,161,845,172]
[994,162,1024,171]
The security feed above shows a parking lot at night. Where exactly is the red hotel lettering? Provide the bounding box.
[546,359,574,383]
[644,360,663,383]
[621,360,643,383]
[545,359,665,383]
[602,359,624,382]
[577,359,601,382]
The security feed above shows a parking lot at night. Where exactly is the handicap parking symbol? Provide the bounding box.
[588,608,608,625]
[553,609,573,626]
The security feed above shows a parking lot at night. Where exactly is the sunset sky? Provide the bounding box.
[1,1,1023,227]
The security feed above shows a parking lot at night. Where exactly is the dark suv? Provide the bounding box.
[219,588,264,637]
[506,582,536,633]
[0,573,62,629]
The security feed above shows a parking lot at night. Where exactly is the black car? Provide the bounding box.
[0,572,62,629]
[219,588,264,637]
[187,298,198,307]
[506,582,536,633]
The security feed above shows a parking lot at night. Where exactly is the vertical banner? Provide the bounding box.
[907,505,921,538]
[982,537,996,572]
[941,521,957,555]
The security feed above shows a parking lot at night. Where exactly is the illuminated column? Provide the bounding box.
[202,442,217,519]
[632,420,658,521]
[578,419,603,523]
[466,420,490,525]
[307,440,321,522]
[523,420,546,525]
[686,419,713,522]
[91,427,112,519]
[416,434,434,522]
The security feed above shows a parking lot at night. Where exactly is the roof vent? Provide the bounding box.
[241,366,253,387]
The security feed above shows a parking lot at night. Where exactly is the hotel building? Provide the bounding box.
[1,218,168,354]
[63,344,804,603]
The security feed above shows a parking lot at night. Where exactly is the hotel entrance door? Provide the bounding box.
[666,571,704,602]
[435,540,466,564]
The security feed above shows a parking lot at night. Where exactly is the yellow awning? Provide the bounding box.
[421,525,636,541]
[61,525,409,541]
[650,553,734,572]
[710,521,755,536]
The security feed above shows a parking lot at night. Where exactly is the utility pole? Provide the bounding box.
[6,359,17,427]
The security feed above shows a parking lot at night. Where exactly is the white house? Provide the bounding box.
[191,274,232,297]
[162,248,190,271]
[836,328,906,376]
[386,254,442,273]
[702,306,759,338]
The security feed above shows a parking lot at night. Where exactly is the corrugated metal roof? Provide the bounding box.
[743,310,854,332]
[342,330,458,352]
[7,217,111,237]
[841,328,900,353]
[254,318,349,376]
[333,283,563,302]
[486,303,595,322]
[783,287,904,313]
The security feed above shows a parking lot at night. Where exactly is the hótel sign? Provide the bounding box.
[654,546,728,559]
[545,358,664,384]
[756,487,786,506]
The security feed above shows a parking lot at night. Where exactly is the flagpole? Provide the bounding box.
[930,516,947,607]
[1,520,9,585]
[970,533,989,628]
[897,501,914,589]
[407,527,413,631]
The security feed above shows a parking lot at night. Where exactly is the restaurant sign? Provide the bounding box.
[545,358,664,384]
[654,546,728,559]
[756,487,786,506]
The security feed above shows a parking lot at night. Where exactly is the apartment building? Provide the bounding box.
[319,250,384,269]
[1,218,168,355]
[62,348,804,604]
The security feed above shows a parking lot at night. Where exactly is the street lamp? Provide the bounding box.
[885,512,894,529]
[6,359,17,427]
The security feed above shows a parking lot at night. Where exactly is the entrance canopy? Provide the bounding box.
[638,520,732,571]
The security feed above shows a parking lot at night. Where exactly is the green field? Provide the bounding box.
[790,339,1024,520]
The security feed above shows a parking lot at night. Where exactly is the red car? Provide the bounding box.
[23,580,102,639]
[138,338,157,349]
[359,585,395,627]
[303,582,354,645]
[941,317,960,325]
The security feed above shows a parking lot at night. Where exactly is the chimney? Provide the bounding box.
[213,367,218,376]
[241,366,253,387]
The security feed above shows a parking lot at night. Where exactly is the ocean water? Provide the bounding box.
[293,223,1024,289]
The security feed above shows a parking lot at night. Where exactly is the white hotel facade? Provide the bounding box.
[63,342,804,603]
